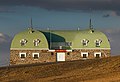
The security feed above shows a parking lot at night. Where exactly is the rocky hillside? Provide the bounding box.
[0,56,120,82]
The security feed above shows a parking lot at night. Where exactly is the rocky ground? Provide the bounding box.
[0,56,120,82]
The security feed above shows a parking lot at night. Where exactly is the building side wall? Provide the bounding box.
[66,49,110,61]
[10,50,56,65]
[10,49,110,65]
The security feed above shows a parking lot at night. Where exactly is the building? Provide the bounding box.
[10,21,110,65]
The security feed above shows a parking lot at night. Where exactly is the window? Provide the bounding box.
[33,39,41,46]
[81,52,88,59]
[67,52,70,55]
[19,53,26,59]
[81,39,89,46]
[96,54,100,58]
[20,39,27,46]
[51,52,54,56]
[94,52,101,58]
[83,54,87,58]
[95,39,102,47]
[32,53,39,59]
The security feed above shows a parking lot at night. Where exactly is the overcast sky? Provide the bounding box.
[0,0,120,66]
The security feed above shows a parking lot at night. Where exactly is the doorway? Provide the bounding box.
[57,53,65,61]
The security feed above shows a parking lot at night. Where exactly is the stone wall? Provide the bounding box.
[66,49,110,61]
[10,50,56,65]
[10,49,110,65]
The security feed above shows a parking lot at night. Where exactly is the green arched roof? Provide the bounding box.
[43,29,110,49]
[11,29,110,50]
[72,29,110,48]
[11,29,48,49]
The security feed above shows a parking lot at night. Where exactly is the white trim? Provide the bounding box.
[81,52,88,58]
[48,50,72,52]
[66,50,72,52]
[32,53,39,60]
[94,52,102,58]
[49,50,55,52]
[10,48,49,50]
[19,53,26,60]
[32,53,39,57]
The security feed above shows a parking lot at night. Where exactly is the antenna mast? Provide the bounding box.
[30,18,33,29]
[89,8,93,30]
[89,18,92,29]
[28,18,34,33]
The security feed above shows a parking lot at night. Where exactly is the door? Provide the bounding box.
[57,53,65,61]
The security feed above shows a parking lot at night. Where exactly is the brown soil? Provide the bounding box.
[0,56,120,82]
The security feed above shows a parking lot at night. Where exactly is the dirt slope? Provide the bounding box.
[0,56,120,82]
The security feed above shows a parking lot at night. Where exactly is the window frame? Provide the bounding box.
[94,52,101,58]
[33,39,41,46]
[81,39,89,46]
[96,42,100,47]
[32,53,39,60]
[95,39,102,47]
[81,52,88,59]
[20,39,27,46]
[19,53,26,60]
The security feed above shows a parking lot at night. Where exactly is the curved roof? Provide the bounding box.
[11,28,48,49]
[72,29,110,48]
[11,29,110,50]
[44,29,110,49]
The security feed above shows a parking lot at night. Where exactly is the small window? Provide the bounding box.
[95,39,102,47]
[34,54,39,59]
[83,54,87,58]
[96,54,100,58]
[32,53,39,59]
[19,53,26,59]
[51,52,54,56]
[20,39,27,46]
[33,39,41,46]
[67,52,70,55]
[81,39,89,46]
[94,52,101,58]
[81,52,88,59]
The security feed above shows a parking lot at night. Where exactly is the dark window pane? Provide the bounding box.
[96,54,100,58]
[67,52,70,55]
[96,42,100,47]
[83,54,87,58]
[21,54,25,58]
[83,42,86,46]
[21,42,25,46]
[51,52,54,55]
[34,54,39,59]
